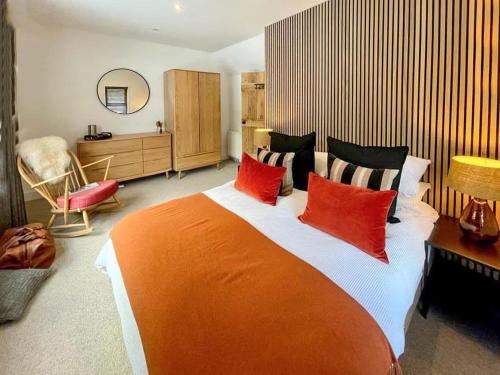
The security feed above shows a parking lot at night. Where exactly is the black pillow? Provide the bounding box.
[270,132,316,191]
[326,137,409,220]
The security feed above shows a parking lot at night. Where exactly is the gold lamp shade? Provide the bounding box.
[448,156,500,201]
[447,156,500,243]
[253,128,273,149]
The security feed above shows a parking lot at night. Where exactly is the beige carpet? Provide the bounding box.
[1,161,498,374]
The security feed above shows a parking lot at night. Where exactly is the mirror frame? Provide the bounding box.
[96,68,151,115]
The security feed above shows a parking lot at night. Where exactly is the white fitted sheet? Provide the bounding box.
[96,181,438,374]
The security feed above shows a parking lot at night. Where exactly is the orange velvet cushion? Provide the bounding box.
[298,173,397,263]
[235,153,286,205]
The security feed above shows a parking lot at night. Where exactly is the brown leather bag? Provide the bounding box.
[0,223,55,269]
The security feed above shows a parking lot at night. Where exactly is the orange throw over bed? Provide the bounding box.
[111,193,401,375]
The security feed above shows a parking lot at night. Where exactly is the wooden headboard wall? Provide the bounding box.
[265,0,499,219]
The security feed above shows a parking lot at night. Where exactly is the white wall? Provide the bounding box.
[12,13,265,165]
[209,34,265,159]
[13,18,213,149]
[210,34,265,133]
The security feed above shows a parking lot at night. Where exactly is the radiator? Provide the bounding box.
[227,130,242,161]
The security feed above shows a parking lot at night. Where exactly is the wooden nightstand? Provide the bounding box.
[418,215,500,318]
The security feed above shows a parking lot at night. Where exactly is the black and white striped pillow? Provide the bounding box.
[257,148,295,196]
[327,153,398,191]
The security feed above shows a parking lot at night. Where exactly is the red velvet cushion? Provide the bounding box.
[298,173,396,263]
[57,180,118,209]
[235,153,286,205]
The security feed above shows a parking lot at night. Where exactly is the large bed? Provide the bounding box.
[96,180,438,374]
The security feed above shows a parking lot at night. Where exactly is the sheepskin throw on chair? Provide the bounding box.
[17,137,71,184]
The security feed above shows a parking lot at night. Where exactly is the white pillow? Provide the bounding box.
[397,182,431,212]
[414,182,431,201]
[399,155,431,197]
[314,152,328,177]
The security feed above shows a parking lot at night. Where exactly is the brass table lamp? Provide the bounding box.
[447,156,500,243]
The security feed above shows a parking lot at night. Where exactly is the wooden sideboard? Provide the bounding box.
[77,132,172,182]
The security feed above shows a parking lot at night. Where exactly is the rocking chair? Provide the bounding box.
[17,150,121,237]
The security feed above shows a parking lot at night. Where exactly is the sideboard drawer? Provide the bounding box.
[143,135,170,150]
[144,158,171,174]
[79,139,142,157]
[80,150,143,169]
[87,162,143,182]
[143,147,170,162]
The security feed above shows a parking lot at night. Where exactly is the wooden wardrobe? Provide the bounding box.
[164,69,221,177]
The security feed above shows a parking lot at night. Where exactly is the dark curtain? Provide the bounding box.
[0,0,26,232]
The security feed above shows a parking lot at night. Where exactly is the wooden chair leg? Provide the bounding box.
[82,210,90,230]
[48,214,56,228]
[63,177,69,224]
[112,194,122,207]
[49,219,92,237]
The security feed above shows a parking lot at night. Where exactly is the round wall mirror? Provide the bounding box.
[97,68,150,114]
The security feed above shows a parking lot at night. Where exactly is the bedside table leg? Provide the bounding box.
[418,243,433,318]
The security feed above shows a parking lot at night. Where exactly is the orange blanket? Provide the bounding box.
[111,193,401,375]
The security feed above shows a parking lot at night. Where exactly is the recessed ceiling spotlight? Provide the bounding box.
[152,28,159,32]
[174,3,183,13]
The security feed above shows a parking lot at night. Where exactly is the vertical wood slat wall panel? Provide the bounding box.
[265,0,499,220]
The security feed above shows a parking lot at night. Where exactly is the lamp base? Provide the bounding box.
[459,198,499,244]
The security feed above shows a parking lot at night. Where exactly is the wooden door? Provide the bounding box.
[241,87,257,121]
[255,88,265,121]
[198,72,221,153]
[241,72,265,123]
[174,70,199,156]
[242,125,259,155]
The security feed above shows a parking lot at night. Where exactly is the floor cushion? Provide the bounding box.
[0,268,52,324]
[56,180,118,209]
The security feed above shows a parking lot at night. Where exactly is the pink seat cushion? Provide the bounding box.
[57,180,119,209]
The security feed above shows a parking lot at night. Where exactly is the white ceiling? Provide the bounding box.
[11,0,325,52]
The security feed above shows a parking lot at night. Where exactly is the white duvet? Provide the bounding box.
[97,181,438,374]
